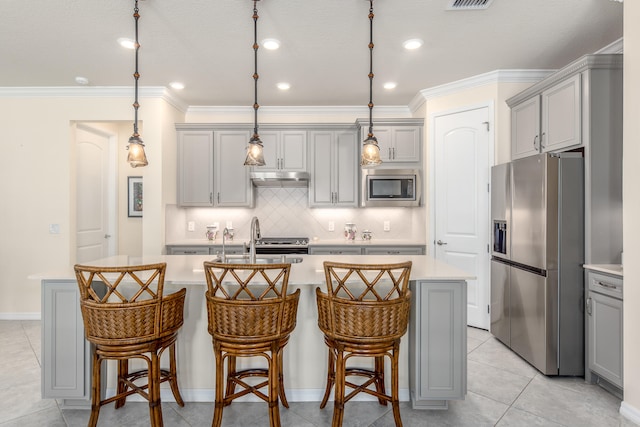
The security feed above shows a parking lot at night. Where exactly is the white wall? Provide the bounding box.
[622,1,640,422]
[0,94,183,316]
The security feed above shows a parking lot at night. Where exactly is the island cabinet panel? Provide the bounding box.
[42,280,91,405]
[409,280,467,409]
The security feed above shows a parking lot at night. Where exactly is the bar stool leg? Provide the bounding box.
[332,349,346,427]
[88,352,101,427]
[374,356,387,406]
[168,343,184,406]
[212,347,225,427]
[115,359,129,409]
[277,347,289,408]
[320,347,335,409]
[149,353,163,427]
[268,348,281,427]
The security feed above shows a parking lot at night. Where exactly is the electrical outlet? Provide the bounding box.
[49,224,60,234]
[383,221,390,231]
[328,221,335,232]
[187,221,195,232]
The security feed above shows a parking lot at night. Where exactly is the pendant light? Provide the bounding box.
[244,0,266,166]
[360,0,382,167]
[126,0,148,168]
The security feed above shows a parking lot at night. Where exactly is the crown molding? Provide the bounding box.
[408,69,554,112]
[186,105,412,121]
[0,86,188,112]
[594,37,623,54]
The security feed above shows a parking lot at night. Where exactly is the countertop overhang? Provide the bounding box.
[31,254,474,285]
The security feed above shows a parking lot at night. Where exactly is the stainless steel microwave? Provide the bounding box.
[361,169,421,207]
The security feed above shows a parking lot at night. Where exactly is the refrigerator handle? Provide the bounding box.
[586,297,592,316]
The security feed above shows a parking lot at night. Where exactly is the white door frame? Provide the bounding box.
[428,100,495,329]
[75,122,118,260]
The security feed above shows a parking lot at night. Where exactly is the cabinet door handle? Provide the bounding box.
[392,147,396,159]
[210,193,213,204]
[533,135,539,151]
[586,296,592,315]
[217,192,220,204]
[388,147,392,159]
[540,132,546,149]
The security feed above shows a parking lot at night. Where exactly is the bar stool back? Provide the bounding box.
[316,261,412,427]
[74,262,186,427]
[203,261,300,427]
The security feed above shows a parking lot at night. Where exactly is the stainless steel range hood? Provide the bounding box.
[250,171,309,187]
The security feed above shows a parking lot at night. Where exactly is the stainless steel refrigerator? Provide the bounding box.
[490,152,584,376]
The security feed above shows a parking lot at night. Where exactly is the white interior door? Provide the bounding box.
[75,124,115,263]
[432,106,491,329]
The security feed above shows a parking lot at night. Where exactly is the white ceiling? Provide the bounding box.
[0,0,623,107]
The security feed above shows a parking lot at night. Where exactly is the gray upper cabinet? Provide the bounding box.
[258,130,307,172]
[177,130,214,206]
[176,125,253,208]
[357,118,423,164]
[309,129,358,207]
[511,96,540,160]
[511,75,581,160]
[215,130,253,207]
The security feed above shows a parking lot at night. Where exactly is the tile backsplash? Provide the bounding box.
[166,187,426,243]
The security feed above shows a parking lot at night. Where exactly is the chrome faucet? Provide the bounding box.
[222,227,229,260]
[249,216,261,263]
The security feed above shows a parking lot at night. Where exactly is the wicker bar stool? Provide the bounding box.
[74,263,186,427]
[203,261,301,427]
[316,261,412,427]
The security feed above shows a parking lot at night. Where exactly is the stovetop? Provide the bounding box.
[255,237,309,246]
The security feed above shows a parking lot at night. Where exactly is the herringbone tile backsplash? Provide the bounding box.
[166,188,425,243]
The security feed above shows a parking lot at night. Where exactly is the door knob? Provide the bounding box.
[104,234,111,239]
[436,240,447,246]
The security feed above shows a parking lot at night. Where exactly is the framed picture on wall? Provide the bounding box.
[128,176,143,217]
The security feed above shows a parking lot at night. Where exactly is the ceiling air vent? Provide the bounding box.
[446,0,494,10]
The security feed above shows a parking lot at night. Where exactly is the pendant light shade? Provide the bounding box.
[360,0,382,167]
[244,0,266,166]
[126,0,148,168]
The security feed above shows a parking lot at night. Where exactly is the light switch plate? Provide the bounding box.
[328,221,335,231]
[187,221,195,232]
[383,221,390,231]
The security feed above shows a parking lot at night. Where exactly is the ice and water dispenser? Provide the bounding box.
[493,220,507,255]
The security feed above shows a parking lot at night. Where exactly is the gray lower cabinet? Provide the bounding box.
[41,280,92,406]
[309,246,363,255]
[409,279,467,409]
[585,270,623,390]
[363,246,424,255]
[167,246,210,255]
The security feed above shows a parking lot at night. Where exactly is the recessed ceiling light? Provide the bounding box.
[75,76,89,85]
[169,82,185,90]
[262,39,281,50]
[402,39,423,50]
[117,37,136,49]
[277,82,290,90]
[383,82,397,90]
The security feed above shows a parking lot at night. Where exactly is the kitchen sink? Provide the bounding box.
[213,255,304,264]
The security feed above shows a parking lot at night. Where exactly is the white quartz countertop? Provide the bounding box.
[583,264,623,277]
[30,254,473,284]
[166,239,427,247]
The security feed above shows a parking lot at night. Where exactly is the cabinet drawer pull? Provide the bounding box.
[596,281,618,290]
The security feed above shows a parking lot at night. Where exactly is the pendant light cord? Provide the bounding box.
[367,0,374,138]
[252,0,260,139]
[133,0,141,136]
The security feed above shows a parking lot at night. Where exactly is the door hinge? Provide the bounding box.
[487,305,490,314]
[487,183,490,193]
[487,244,490,253]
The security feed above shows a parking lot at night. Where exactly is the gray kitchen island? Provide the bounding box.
[35,254,471,410]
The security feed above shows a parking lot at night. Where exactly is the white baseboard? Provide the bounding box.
[620,401,640,425]
[0,312,41,320]
[106,388,411,404]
